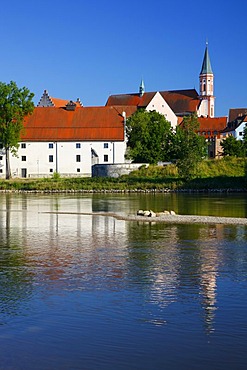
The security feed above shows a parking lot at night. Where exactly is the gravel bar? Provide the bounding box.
[43,211,247,225]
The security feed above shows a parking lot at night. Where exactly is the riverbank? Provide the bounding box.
[0,158,246,192]
[0,176,246,193]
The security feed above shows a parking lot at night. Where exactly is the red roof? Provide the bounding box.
[21,106,137,142]
[160,90,200,114]
[197,117,227,138]
[106,89,200,114]
[50,97,81,108]
[228,108,247,122]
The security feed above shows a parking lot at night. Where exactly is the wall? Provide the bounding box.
[92,163,148,178]
[0,140,126,178]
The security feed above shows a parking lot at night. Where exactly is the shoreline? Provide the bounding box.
[0,188,246,194]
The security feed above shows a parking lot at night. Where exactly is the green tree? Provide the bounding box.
[173,114,207,180]
[126,109,173,164]
[0,81,34,179]
[221,135,245,157]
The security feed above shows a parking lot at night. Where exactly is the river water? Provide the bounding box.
[0,193,247,369]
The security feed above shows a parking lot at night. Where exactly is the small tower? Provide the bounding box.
[199,43,215,117]
[139,79,145,97]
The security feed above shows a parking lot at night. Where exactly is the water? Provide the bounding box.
[0,193,247,369]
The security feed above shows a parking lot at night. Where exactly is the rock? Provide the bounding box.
[143,210,151,217]
[170,210,176,215]
[137,210,145,216]
[163,210,170,215]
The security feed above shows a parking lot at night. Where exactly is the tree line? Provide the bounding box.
[126,109,207,180]
[126,109,247,180]
[0,80,246,181]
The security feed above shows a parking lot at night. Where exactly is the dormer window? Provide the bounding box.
[66,101,76,111]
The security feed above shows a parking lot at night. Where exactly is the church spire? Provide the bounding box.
[139,78,145,97]
[200,43,213,74]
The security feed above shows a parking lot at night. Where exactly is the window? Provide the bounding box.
[76,155,81,162]
[21,156,26,161]
[76,143,81,149]
[0,156,2,160]
[239,132,243,136]
[104,154,108,162]
[49,155,53,162]
[0,169,2,173]
[49,143,53,149]
[50,168,53,173]
[21,143,26,149]
[77,168,80,172]
[104,143,108,149]
[0,143,3,149]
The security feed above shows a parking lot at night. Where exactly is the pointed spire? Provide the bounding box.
[139,78,145,97]
[200,43,213,74]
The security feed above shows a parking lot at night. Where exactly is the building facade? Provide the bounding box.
[0,104,136,178]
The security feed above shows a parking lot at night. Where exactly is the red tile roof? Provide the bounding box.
[21,106,137,142]
[160,90,200,114]
[197,117,227,138]
[106,89,201,114]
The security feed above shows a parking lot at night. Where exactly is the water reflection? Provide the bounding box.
[1,194,247,369]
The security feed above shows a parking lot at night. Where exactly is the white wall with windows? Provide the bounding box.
[235,122,246,140]
[0,140,126,178]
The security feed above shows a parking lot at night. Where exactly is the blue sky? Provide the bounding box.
[0,0,246,117]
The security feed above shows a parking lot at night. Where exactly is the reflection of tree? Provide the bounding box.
[0,194,33,319]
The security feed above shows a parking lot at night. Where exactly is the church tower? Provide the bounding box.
[199,43,215,117]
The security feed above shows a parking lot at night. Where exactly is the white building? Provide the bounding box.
[0,102,136,178]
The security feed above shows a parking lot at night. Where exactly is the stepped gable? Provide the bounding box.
[21,105,136,142]
[37,90,82,108]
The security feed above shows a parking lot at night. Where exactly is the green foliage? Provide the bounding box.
[52,172,61,181]
[221,135,245,157]
[126,109,173,164]
[173,115,207,180]
[0,81,34,178]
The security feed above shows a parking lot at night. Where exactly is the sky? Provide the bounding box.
[0,0,246,117]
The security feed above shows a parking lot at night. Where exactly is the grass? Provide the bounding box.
[0,157,246,192]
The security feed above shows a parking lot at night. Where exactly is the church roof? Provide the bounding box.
[21,106,137,142]
[106,89,200,115]
[200,45,213,74]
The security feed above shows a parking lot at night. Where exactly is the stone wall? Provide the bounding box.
[92,163,148,178]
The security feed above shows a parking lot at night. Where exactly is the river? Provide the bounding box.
[0,193,247,369]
